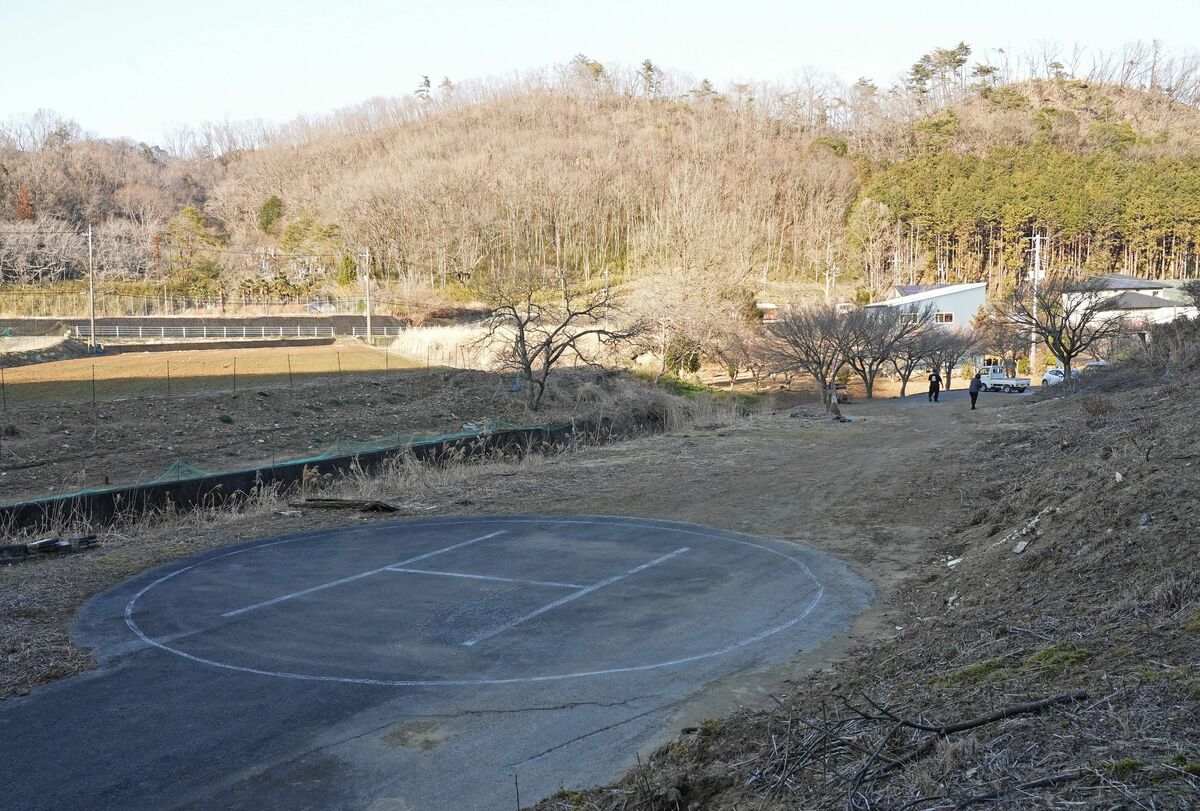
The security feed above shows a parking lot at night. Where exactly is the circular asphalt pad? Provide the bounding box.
[118,515,849,687]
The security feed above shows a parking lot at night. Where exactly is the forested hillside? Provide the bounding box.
[3,44,1200,306]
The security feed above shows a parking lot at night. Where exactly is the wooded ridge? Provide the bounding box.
[3,43,1200,306]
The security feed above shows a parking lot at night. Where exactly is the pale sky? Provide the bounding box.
[2,0,1196,144]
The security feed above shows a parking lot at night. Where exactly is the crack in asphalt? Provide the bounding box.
[232,694,660,782]
[173,694,662,807]
[505,705,666,767]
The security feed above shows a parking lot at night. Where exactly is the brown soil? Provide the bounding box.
[0,348,651,503]
[5,367,1195,808]
[1,380,974,700]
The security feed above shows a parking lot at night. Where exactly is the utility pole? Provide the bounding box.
[87,224,96,352]
[824,263,839,304]
[362,248,372,342]
[1030,231,1042,375]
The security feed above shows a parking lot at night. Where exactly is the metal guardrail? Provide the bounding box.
[72,324,404,339]
[75,325,336,339]
[349,326,402,337]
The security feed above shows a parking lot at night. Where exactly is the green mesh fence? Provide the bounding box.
[0,418,572,509]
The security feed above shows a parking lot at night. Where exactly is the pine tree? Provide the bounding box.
[258,195,284,234]
[415,76,432,102]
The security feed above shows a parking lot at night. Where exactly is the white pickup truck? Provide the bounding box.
[977,365,1030,393]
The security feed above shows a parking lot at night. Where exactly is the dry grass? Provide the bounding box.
[0,371,761,699]
[529,365,1200,810]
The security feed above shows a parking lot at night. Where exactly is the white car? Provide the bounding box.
[1042,368,1080,387]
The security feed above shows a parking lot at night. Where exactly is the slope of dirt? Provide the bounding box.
[0,336,90,368]
[0,358,672,504]
[532,371,1200,810]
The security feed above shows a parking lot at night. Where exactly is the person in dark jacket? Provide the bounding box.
[968,371,983,410]
[927,371,942,402]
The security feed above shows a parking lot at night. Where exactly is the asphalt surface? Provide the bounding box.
[0,515,871,810]
[893,386,1036,407]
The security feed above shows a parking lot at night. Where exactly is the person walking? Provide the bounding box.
[968,371,983,410]
[927,370,942,402]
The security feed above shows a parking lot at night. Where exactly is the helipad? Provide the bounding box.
[3,516,872,810]
[125,516,828,686]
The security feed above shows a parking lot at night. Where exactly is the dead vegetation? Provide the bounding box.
[0,374,760,699]
[0,359,744,505]
[530,364,1200,810]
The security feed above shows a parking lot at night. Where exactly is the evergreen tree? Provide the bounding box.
[258,195,284,234]
[415,75,432,101]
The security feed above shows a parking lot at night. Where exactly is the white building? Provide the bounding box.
[1096,291,1198,325]
[865,282,987,327]
[1065,274,1198,325]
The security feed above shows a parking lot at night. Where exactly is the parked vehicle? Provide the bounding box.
[977,365,1030,393]
[1042,361,1106,387]
[1041,368,1075,387]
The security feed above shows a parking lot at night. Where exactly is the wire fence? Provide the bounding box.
[0,344,476,409]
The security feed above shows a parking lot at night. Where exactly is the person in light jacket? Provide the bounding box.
[968,371,983,410]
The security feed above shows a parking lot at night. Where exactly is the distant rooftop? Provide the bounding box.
[1070,274,1170,292]
[891,284,949,297]
[868,282,987,308]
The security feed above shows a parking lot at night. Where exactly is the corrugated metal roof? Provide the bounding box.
[1072,274,1170,291]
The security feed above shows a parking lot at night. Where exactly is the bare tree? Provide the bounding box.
[477,267,641,410]
[891,321,945,397]
[1180,279,1200,309]
[1000,278,1128,386]
[703,323,765,388]
[764,304,851,409]
[927,328,979,391]
[972,307,1027,371]
[840,305,934,398]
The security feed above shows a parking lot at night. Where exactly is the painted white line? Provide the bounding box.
[383,567,584,589]
[124,517,835,687]
[461,546,690,647]
[222,530,506,618]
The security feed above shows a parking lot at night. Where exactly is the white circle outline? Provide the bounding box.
[124,516,826,686]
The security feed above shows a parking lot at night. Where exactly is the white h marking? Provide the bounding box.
[461,546,690,647]
[222,530,507,618]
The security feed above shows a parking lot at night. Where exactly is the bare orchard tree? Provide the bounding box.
[764,304,851,410]
[971,307,1028,371]
[891,322,945,397]
[703,322,765,388]
[477,267,641,410]
[839,305,934,398]
[1000,277,1128,387]
[1179,279,1200,308]
[927,328,979,390]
